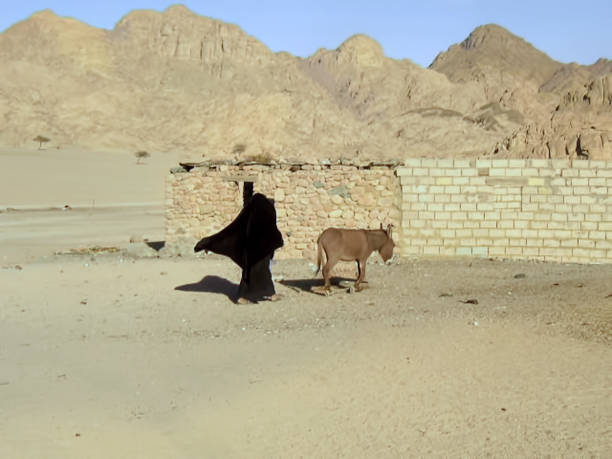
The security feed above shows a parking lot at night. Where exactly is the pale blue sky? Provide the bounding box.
[1,1,610,67]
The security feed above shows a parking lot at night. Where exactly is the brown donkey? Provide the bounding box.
[315,224,395,293]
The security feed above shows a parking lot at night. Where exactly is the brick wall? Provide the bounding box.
[166,162,401,259]
[398,159,612,263]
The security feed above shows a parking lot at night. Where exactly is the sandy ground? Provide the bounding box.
[1,148,611,458]
[0,148,176,264]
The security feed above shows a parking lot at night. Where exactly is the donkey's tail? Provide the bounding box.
[314,236,324,277]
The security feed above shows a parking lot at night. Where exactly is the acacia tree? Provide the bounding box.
[135,150,151,164]
[33,135,50,149]
[232,143,246,155]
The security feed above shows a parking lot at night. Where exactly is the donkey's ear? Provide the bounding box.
[386,224,393,237]
[380,223,383,230]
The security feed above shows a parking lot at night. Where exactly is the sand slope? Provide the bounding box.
[0,148,178,263]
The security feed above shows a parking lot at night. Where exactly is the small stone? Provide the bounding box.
[461,298,479,304]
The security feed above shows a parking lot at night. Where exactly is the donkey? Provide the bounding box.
[315,224,395,293]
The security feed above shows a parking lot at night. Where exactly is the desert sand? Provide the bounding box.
[0,148,179,264]
[1,148,611,458]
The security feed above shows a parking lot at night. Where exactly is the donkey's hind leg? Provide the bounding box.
[322,254,338,293]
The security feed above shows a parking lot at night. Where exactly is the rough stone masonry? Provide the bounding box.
[165,160,401,260]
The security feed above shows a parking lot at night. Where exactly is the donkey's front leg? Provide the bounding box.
[355,259,366,292]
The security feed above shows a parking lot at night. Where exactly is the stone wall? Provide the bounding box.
[165,162,402,259]
[398,159,612,263]
[166,158,612,264]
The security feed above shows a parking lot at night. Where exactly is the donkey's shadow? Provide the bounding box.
[175,275,237,302]
[280,276,357,294]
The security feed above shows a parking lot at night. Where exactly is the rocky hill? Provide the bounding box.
[0,5,610,161]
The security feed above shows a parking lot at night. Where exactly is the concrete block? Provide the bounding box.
[472,247,489,257]
[461,168,479,177]
[489,247,506,256]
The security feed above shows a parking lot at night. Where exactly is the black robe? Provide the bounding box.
[194,193,284,302]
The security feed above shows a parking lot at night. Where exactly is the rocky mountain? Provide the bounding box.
[0,5,610,160]
[430,24,612,159]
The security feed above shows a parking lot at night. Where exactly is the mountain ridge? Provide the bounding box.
[0,6,610,160]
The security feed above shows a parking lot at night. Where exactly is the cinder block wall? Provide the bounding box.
[398,159,612,263]
[166,162,401,259]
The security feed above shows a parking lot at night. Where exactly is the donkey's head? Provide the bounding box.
[378,223,395,262]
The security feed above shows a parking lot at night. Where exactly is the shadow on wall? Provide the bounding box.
[175,275,237,302]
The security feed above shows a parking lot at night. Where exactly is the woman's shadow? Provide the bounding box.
[175,275,238,302]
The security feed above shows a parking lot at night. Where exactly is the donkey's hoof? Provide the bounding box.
[347,285,356,294]
[312,286,332,296]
